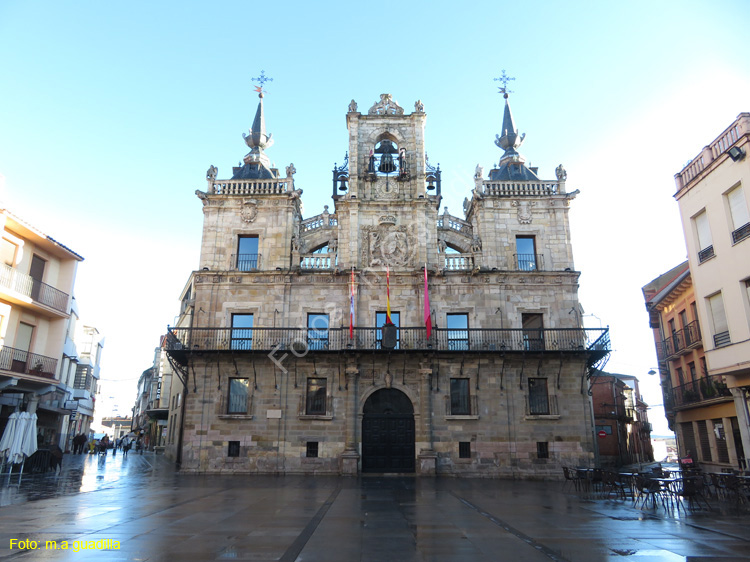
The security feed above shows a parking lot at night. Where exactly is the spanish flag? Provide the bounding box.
[385,266,393,325]
[424,264,432,338]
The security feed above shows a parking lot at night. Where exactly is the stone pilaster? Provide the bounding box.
[340,364,360,475]
[417,366,437,476]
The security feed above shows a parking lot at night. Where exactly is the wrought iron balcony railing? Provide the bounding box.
[667,376,732,409]
[0,263,69,314]
[230,254,261,271]
[661,320,701,358]
[0,345,57,379]
[165,326,609,357]
[514,253,544,272]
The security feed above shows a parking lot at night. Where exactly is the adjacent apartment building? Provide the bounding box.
[164,89,610,477]
[645,112,750,471]
[643,262,742,471]
[0,209,86,448]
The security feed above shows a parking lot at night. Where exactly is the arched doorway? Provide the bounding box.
[362,388,415,473]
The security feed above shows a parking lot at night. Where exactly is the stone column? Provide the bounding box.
[340,364,360,475]
[417,366,437,476]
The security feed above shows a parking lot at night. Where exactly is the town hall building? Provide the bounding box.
[165,82,610,477]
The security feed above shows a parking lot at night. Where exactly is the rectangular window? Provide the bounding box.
[450,378,470,415]
[228,441,240,457]
[1,238,18,266]
[306,377,327,415]
[228,378,249,414]
[237,236,259,271]
[679,310,688,330]
[707,293,730,347]
[376,311,400,349]
[688,362,697,384]
[690,302,698,323]
[694,211,714,262]
[458,441,471,459]
[306,441,319,458]
[676,367,685,386]
[537,442,549,459]
[515,236,538,271]
[727,185,750,243]
[230,313,254,350]
[700,357,708,378]
[522,313,545,351]
[307,313,329,350]
[447,313,469,350]
[528,378,550,415]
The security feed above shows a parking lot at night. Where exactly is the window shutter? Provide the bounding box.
[727,186,750,230]
[708,293,728,334]
[695,211,712,250]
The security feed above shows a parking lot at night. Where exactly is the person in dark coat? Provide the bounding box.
[49,444,64,472]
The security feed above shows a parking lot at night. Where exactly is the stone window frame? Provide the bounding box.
[524,377,560,420]
[219,377,254,420]
[231,227,263,271]
[298,376,333,421]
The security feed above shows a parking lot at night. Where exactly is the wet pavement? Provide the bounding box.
[0,452,749,561]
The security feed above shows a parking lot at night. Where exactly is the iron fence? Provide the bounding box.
[0,263,69,313]
[0,345,57,379]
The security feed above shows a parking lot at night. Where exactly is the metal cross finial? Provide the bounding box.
[251,71,273,96]
[494,70,515,98]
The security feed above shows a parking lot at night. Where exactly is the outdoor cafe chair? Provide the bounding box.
[633,475,666,510]
[668,476,712,512]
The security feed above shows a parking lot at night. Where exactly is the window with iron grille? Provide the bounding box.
[306,441,319,458]
[237,236,259,271]
[306,378,327,415]
[707,293,730,347]
[307,313,329,350]
[450,378,470,415]
[522,313,545,351]
[528,378,550,415]
[458,441,471,459]
[447,314,469,350]
[537,442,549,459]
[230,313,254,350]
[694,210,714,263]
[228,441,240,457]
[515,236,538,271]
[228,378,249,414]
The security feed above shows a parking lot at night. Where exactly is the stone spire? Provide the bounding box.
[489,73,538,181]
[233,73,278,180]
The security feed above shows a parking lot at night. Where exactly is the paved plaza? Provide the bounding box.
[0,453,749,561]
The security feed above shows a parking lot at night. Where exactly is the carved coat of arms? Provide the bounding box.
[240,199,258,223]
[512,200,535,224]
[363,224,414,267]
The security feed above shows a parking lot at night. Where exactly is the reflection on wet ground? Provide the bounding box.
[1,453,749,561]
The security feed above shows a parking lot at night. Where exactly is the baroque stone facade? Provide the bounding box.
[166,91,610,478]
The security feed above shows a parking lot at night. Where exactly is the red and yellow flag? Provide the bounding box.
[424,264,432,338]
[386,266,392,324]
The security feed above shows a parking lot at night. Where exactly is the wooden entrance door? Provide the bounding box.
[362,388,415,473]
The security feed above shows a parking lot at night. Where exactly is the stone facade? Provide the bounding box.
[167,92,610,478]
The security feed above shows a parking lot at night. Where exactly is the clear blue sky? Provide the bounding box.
[1,0,748,433]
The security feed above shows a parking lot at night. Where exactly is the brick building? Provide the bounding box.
[165,90,610,477]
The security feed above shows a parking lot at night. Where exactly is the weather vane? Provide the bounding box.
[494,70,515,98]
[251,70,273,97]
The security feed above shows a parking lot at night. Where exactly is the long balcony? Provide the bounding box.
[0,263,69,314]
[0,345,58,379]
[668,376,732,409]
[661,320,702,359]
[165,326,610,365]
